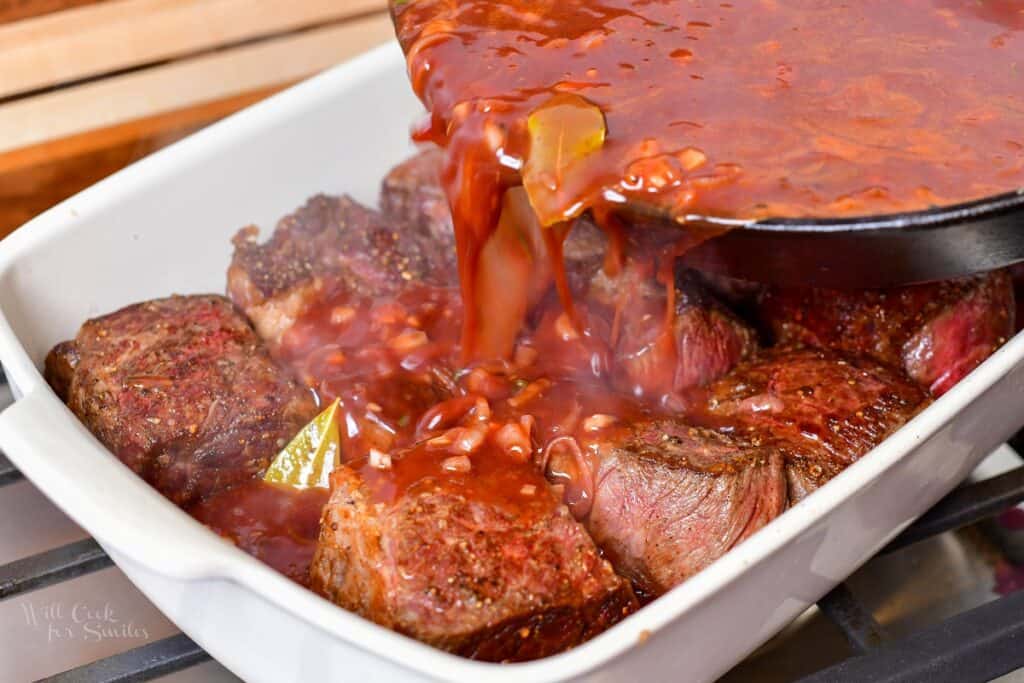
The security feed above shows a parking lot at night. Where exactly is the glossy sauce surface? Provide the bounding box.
[189,481,329,585]
[271,281,659,512]
[397,0,1024,222]
[394,0,1024,357]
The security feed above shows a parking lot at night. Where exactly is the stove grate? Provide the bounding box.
[804,445,1024,682]
[804,587,1024,683]
[881,465,1024,555]
[0,452,23,486]
[815,583,888,656]
[37,634,208,683]
[0,538,112,600]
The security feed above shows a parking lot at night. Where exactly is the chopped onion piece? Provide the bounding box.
[508,379,552,408]
[472,396,491,422]
[368,448,392,470]
[452,425,487,454]
[442,455,472,473]
[330,306,356,326]
[426,434,453,448]
[494,422,532,461]
[582,414,617,432]
[429,425,488,454]
[389,329,429,353]
[541,436,594,519]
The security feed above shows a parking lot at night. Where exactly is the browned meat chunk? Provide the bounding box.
[45,341,79,402]
[590,264,757,398]
[380,148,455,259]
[44,295,316,506]
[691,270,766,308]
[545,421,786,596]
[310,447,636,661]
[693,348,929,501]
[759,271,1014,396]
[227,194,448,346]
[1010,263,1024,333]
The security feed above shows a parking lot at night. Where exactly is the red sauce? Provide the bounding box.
[273,282,463,457]
[266,280,660,509]
[189,481,329,586]
[393,0,1024,357]
[397,0,1024,220]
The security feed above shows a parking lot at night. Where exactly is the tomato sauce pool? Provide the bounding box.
[189,481,329,586]
[392,0,1024,358]
[270,279,659,507]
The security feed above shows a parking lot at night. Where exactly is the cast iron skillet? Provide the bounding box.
[672,189,1024,288]
[389,3,1024,289]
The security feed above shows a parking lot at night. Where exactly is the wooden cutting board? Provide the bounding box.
[0,0,393,238]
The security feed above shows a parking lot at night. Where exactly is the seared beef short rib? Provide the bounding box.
[45,295,316,505]
[695,348,929,501]
[759,271,1014,396]
[228,194,449,346]
[590,265,757,398]
[380,148,456,269]
[311,458,636,661]
[548,420,786,596]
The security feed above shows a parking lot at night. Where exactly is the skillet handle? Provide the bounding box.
[0,389,232,580]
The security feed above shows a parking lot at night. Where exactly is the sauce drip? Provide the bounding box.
[271,280,659,509]
[394,0,1024,358]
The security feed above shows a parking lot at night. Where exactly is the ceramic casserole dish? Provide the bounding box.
[2,42,1024,683]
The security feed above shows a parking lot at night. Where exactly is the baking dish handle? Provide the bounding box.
[0,389,235,580]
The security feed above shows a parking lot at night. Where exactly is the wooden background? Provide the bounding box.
[0,0,392,238]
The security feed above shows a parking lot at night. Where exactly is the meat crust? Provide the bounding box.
[693,348,929,501]
[310,463,636,661]
[227,194,449,345]
[759,271,1014,396]
[380,147,456,262]
[44,295,316,505]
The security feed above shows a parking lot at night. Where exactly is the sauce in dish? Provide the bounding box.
[41,0,1023,662]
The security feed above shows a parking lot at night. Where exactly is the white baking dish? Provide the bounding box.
[2,41,1024,683]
